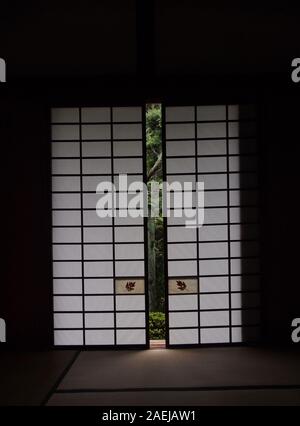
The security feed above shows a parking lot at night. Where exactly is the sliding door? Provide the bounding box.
[51,106,148,347]
[163,104,261,347]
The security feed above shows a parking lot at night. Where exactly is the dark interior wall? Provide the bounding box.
[260,93,300,344]
[1,94,52,348]
[1,1,300,348]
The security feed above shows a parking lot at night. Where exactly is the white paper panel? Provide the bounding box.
[198,225,228,242]
[228,105,238,120]
[169,328,198,345]
[52,211,81,227]
[81,124,110,140]
[167,227,197,242]
[166,106,194,122]
[54,330,83,345]
[54,313,83,329]
[84,279,114,294]
[168,243,197,259]
[113,124,142,139]
[52,159,80,175]
[115,261,144,277]
[197,122,226,138]
[84,227,112,243]
[81,107,110,123]
[52,177,81,192]
[166,190,195,209]
[113,158,143,174]
[115,244,144,260]
[53,279,82,295]
[84,261,113,277]
[114,216,144,226]
[84,244,113,260]
[166,158,195,174]
[53,296,82,312]
[53,262,81,278]
[197,174,227,190]
[199,259,228,276]
[204,191,227,207]
[197,140,226,156]
[231,327,242,343]
[51,108,79,123]
[52,125,80,140]
[200,311,229,327]
[116,312,145,328]
[83,193,107,209]
[167,215,196,226]
[169,312,198,328]
[166,140,195,157]
[83,211,112,226]
[52,141,80,157]
[166,123,195,139]
[113,141,142,156]
[116,295,145,311]
[168,260,198,277]
[116,329,146,345]
[114,174,143,187]
[84,296,114,311]
[200,294,229,310]
[53,245,82,260]
[201,328,230,344]
[168,295,198,311]
[114,226,144,243]
[204,208,227,224]
[198,242,228,258]
[113,107,142,122]
[197,105,226,121]
[53,227,81,243]
[82,175,112,191]
[52,194,81,209]
[85,313,114,328]
[82,141,110,157]
[85,330,114,345]
[200,276,229,293]
[198,157,227,173]
[167,174,196,189]
[82,158,111,174]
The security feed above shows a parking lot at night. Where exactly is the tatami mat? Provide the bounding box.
[57,347,300,391]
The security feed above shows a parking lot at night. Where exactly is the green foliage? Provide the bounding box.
[149,312,166,340]
[146,104,165,314]
[146,104,162,180]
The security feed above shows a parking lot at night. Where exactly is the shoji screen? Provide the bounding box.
[164,105,260,346]
[51,107,148,347]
